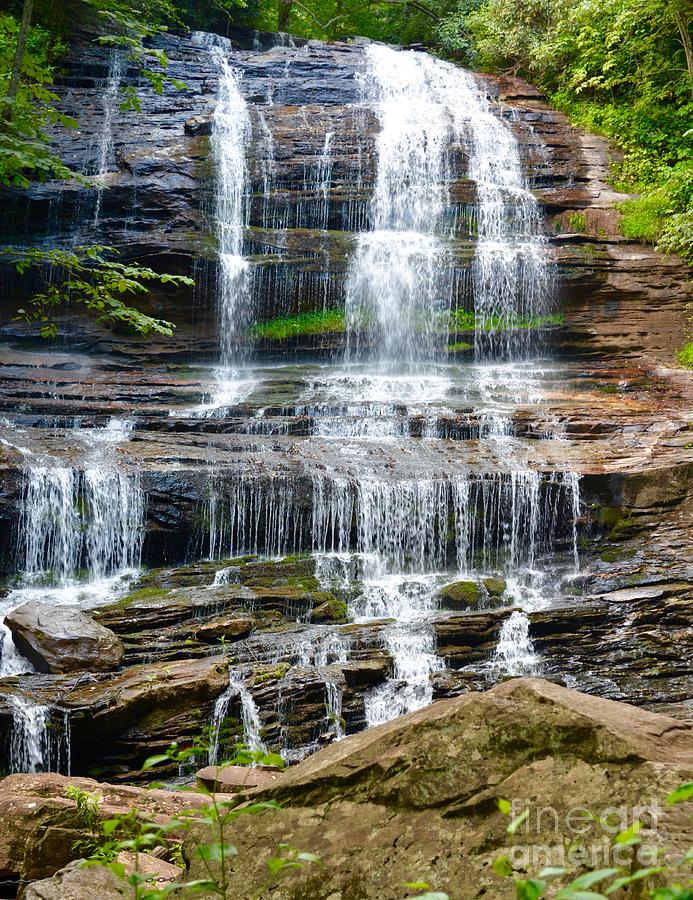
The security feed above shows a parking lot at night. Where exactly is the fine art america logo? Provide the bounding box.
[504,799,663,868]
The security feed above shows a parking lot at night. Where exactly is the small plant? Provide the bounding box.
[492,784,693,899]
[567,212,588,233]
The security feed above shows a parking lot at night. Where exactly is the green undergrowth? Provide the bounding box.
[250,308,565,343]
[678,342,693,368]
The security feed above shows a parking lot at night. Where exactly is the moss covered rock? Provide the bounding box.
[439,580,483,609]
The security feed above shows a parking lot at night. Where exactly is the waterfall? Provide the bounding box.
[490,610,542,677]
[209,673,267,765]
[21,465,144,584]
[202,33,253,367]
[365,624,444,726]
[7,697,71,774]
[345,45,452,366]
[324,678,345,740]
[345,44,550,366]
[91,50,125,226]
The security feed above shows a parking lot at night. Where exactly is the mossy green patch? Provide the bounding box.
[439,580,483,607]
[250,308,346,341]
[678,342,693,369]
[253,663,290,686]
[311,593,349,623]
[119,586,171,605]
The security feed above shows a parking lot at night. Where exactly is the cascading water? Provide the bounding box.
[209,41,253,364]
[7,696,71,774]
[209,673,267,764]
[345,45,453,366]
[91,50,125,226]
[21,465,143,583]
[1,421,144,769]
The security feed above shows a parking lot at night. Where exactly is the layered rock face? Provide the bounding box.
[0,28,691,782]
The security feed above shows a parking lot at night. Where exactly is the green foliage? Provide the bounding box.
[66,784,103,833]
[65,738,318,899]
[251,308,564,343]
[435,0,693,267]
[250,307,346,341]
[492,785,693,899]
[0,14,78,187]
[3,244,190,337]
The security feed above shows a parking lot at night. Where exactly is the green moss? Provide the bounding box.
[599,549,620,563]
[311,594,349,622]
[448,309,565,332]
[448,341,474,352]
[483,577,506,597]
[439,580,483,607]
[598,506,638,541]
[250,308,566,344]
[250,308,346,341]
[678,342,693,369]
[566,211,587,232]
[119,586,171,604]
[253,663,290,686]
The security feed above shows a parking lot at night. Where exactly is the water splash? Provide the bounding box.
[209,672,267,764]
[21,466,144,584]
[490,610,542,677]
[8,697,71,774]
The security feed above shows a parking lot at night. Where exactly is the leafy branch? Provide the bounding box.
[3,244,190,337]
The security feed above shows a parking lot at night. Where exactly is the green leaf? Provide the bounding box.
[605,868,667,894]
[667,783,693,805]
[494,855,513,877]
[516,879,547,900]
[497,797,512,815]
[539,868,569,878]
[568,870,619,889]
[555,890,609,900]
[614,820,642,846]
[142,754,172,769]
[508,809,530,834]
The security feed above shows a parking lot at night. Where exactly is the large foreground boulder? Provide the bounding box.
[184,678,693,899]
[5,602,124,673]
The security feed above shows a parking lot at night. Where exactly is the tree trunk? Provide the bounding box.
[673,8,693,97]
[278,0,293,32]
[5,0,34,119]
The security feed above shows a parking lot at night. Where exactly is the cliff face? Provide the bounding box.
[0,30,690,779]
[1,31,689,361]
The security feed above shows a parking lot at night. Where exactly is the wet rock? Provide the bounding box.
[434,608,513,667]
[195,764,282,792]
[483,576,506,597]
[310,595,348,623]
[191,615,253,643]
[5,602,124,674]
[439,580,483,609]
[340,656,391,688]
[184,115,212,136]
[184,678,693,899]
[0,656,229,780]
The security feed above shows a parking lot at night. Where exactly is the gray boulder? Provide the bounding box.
[6,601,124,673]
